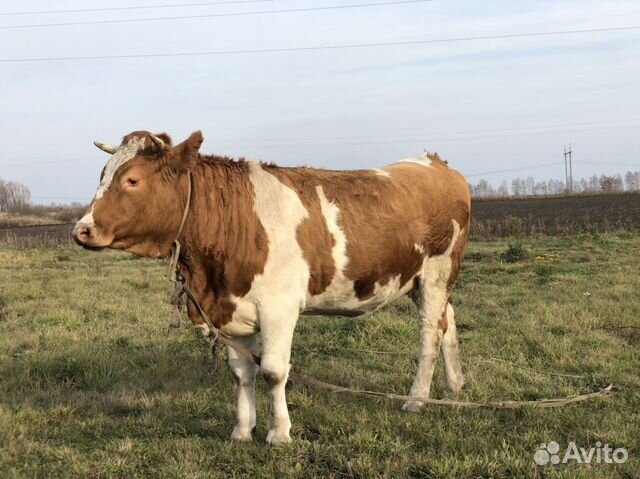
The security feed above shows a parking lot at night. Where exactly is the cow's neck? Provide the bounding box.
[177,157,269,300]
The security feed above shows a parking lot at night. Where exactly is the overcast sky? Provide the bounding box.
[1,0,639,203]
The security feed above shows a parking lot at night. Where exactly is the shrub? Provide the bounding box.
[501,242,529,263]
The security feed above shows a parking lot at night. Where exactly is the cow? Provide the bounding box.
[73,130,470,444]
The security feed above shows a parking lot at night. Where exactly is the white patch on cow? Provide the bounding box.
[222,296,259,336]
[95,136,146,199]
[241,162,310,306]
[371,168,391,178]
[229,162,311,443]
[227,334,258,442]
[414,243,425,255]
[77,206,95,227]
[316,185,349,279]
[396,152,433,168]
[441,302,465,394]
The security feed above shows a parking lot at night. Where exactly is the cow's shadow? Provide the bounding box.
[1,329,241,441]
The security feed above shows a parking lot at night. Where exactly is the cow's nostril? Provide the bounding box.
[73,225,92,245]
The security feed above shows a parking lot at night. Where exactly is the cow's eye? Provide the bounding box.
[126,178,139,187]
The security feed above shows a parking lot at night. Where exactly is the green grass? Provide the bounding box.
[0,234,639,478]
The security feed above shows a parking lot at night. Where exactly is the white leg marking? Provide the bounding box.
[403,220,461,412]
[228,335,258,442]
[441,302,465,395]
[260,301,298,445]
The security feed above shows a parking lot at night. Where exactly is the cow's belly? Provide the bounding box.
[303,273,415,317]
[221,273,416,336]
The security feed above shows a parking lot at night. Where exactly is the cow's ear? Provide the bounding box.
[172,131,203,170]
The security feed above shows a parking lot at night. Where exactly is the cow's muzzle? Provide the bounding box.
[72,222,103,250]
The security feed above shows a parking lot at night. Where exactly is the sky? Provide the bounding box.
[1,0,639,203]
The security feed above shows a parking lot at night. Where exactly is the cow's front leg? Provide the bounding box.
[259,303,298,444]
[227,334,258,441]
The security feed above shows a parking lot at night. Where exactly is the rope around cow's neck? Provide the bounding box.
[163,172,613,410]
[167,172,192,280]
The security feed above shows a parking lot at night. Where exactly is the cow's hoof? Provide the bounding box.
[231,426,253,442]
[402,401,424,413]
[446,378,466,396]
[266,429,292,445]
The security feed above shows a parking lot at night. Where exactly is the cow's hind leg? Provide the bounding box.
[403,221,464,412]
[442,302,465,395]
[402,264,450,412]
[228,334,258,441]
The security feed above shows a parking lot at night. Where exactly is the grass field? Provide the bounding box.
[0,233,638,478]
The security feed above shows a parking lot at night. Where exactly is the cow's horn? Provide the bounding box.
[149,134,166,152]
[94,141,118,154]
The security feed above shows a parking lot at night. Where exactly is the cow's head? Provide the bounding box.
[73,130,203,257]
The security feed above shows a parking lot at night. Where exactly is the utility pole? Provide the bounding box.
[564,144,573,194]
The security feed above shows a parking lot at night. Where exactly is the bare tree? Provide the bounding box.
[624,171,640,191]
[0,179,31,212]
[497,180,509,197]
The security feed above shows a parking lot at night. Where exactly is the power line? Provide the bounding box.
[209,119,640,144]
[2,26,637,63]
[0,0,275,16]
[0,0,433,30]
[1,121,638,168]
[465,162,562,178]
[216,124,640,149]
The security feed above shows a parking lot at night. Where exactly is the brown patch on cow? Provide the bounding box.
[262,368,284,388]
[178,156,270,328]
[438,307,449,334]
[294,188,336,296]
[265,157,470,301]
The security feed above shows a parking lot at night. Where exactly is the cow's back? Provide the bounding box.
[258,153,470,314]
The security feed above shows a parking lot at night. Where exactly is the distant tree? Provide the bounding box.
[474,179,495,197]
[624,171,640,191]
[525,176,535,195]
[579,178,589,193]
[598,175,623,192]
[0,178,31,212]
[497,180,509,197]
[511,178,526,196]
[534,180,548,195]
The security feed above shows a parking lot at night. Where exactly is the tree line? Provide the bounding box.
[0,178,31,213]
[470,171,640,198]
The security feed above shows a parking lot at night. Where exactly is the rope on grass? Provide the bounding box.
[289,371,613,409]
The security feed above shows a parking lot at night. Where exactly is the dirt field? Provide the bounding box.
[472,192,640,237]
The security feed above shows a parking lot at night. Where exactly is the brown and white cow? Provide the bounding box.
[73,130,470,444]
